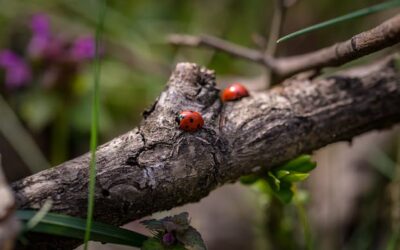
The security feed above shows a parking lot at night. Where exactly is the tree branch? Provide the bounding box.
[0,155,20,250]
[11,56,400,249]
[168,33,275,67]
[168,14,400,81]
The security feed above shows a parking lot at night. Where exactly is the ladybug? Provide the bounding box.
[175,110,204,132]
[221,83,249,102]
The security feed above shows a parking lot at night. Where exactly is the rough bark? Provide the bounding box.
[12,57,400,249]
[0,155,20,250]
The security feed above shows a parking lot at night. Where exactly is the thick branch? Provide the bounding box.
[168,14,400,80]
[12,58,400,249]
[0,155,20,250]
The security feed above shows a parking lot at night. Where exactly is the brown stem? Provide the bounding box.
[266,0,286,57]
[168,15,400,81]
[168,34,275,67]
[265,0,288,86]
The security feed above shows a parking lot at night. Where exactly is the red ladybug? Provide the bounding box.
[175,110,204,132]
[221,83,249,102]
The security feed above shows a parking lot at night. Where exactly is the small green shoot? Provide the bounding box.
[241,156,316,250]
[240,155,316,203]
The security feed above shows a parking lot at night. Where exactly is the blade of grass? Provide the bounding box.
[17,210,148,247]
[277,0,400,43]
[84,0,107,249]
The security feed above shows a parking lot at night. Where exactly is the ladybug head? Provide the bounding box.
[175,114,184,125]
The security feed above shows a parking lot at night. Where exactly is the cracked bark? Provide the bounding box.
[11,57,400,249]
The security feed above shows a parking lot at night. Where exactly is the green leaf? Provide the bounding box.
[275,170,290,179]
[141,238,165,250]
[176,226,207,250]
[267,172,281,190]
[240,174,259,185]
[272,181,294,204]
[17,210,148,247]
[278,155,316,173]
[253,179,272,195]
[281,173,310,183]
[277,0,400,43]
[169,245,188,250]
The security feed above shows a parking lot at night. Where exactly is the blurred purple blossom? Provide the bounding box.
[30,13,50,37]
[28,13,52,59]
[70,36,96,61]
[0,50,31,88]
[1,13,101,89]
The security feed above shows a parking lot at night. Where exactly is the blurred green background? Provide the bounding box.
[0,0,399,250]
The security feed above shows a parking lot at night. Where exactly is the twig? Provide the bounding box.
[168,34,275,67]
[265,0,290,86]
[168,14,400,81]
[266,0,287,57]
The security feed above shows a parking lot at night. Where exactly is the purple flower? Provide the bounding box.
[70,36,96,61]
[0,50,31,88]
[28,13,52,59]
[30,13,50,37]
[162,232,176,246]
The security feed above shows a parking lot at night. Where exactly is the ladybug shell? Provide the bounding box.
[176,111,204,132]
[221,83,249,102]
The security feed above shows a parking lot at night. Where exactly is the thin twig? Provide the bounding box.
[168,14,400,81]
[266,0,287,57]
[168,34,275,68]
[265,0,289,86]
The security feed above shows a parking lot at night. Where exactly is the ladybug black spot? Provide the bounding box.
[185,125,189,129]
[190,118,194,123]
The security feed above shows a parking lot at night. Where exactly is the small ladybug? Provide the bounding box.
[221,83,249,102]
[175,110,204,132]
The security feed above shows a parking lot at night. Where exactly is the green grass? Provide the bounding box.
[277,0,400,43]
[84,0,107,249]
[17,210,148,247]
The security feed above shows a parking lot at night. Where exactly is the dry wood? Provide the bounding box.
[12,56,400,249]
